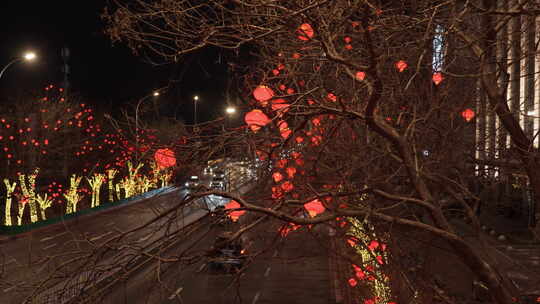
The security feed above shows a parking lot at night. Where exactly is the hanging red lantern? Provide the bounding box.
[253,85,274,103]
[245,109,271,132]
[285,167,297,178]
[304,199,325,217]
[276,159,288,168]
[461,108,475,122]
[278,120,291,139]
[225,200,246,221]
[348,278,357,287]
[297,23,314,41]
[295,136,304,144]
[327,93,337,102]
[154,148,176,169]
[432,72,444,85]
[355,71,366,81]
[395,60,408,72]
[272,172,284,183]
[281,181,294,192]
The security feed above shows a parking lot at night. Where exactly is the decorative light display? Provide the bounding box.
[18,168,40,223]
[253,85,275,103]
[87,173,105,208]
[225,200,246,221]
[304,199,325,217]
[461,108,475,122]
[432,72,444,85]
[154,148,176,169]
[245,109,271,132]
[35,193,53,220]
[297,23,314,41]
[107,169,118,202]
[64,174,82,214]
[355,71,366,81]
[3,178,16,226]
[395,60,408,72]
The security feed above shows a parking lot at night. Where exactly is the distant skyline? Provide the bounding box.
[0,1,229,123]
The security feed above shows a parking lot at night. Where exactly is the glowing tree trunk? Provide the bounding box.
[127,161,143,195]
[139,176,152,193]
[17,200,27,225]
[3,179,16,226]
[19,168,40,223]
[107,169,118,202]
[115,183,123,200]
[87,174,104,208]
[160,170,172,188]
[36,194,53,220]
[64,174,82,214]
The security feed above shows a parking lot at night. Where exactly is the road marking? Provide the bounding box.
[252,291,261,304]
[43,243,57,250]
[137,234,152,243]
[106,222,115,226]
[264,267,271,277]
[40,236,55,242]
[198,263,206,272]
[90,231,113,242]
[272,250,278,258]
[3,285,17,293]
[168,286,183,300]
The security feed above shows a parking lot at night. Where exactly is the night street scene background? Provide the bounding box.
[1,1,540,304]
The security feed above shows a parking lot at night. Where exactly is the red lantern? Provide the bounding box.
[253,85,274,103]
[355,71,366,81]
[327,93,337,102]
[225,200,246,221]
[272,172,284,183]
[297,23,314,41]
[304,199,325,217]
[285,167,297,178]
[432,72,444,85]
[154,148,176,169]
[461,108,475,122]
[348,278,357,287]
[295,136,304,144]
[245,109,271,132]
[395,60,408,72]
[281,181,294,192]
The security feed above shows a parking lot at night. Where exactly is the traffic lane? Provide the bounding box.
[0,189,195,300]
[97,213,216,304]
[161,222,331,304]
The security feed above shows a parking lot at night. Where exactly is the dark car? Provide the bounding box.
[207,233,246,273]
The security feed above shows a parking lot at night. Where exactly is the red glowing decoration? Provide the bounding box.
[395,60,408,72]
[461,108,475,122]
[281,181,294,192]
[285,167,297,178]
[272,172,284,183]
[225,200,246,221]
[327,93,337,102]
[355,71,366,81]
[348,278,357,287]
[432,72,444,85]
[304,199,325,217]
[253,85,274,102]
[297,23,314,41]
[154,148,176,169]
[245,109,271,132]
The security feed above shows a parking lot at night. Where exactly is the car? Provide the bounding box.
[184,175,200,189]
[207,232,246,273]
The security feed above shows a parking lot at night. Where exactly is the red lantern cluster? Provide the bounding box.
[245,109,271,132]
[154,148,176,169]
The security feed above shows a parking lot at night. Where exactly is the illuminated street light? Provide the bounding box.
[193,95,200,125]
[136,90,162,162]
[226,106,236,114]
[0,51,38,80]
[153,91,160,97]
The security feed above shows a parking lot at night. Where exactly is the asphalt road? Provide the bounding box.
[0,187,206,304]
[97,219,334,304]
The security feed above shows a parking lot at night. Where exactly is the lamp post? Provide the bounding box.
[135,91,160,163]
[193,95,200,125]
[0,51,37,80]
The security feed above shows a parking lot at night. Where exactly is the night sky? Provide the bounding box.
[0,1,229,123]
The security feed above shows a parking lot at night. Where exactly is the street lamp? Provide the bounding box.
[193,95,199,125]
[135,90,160,163]
[225,106,236,115]
[0,51,37,80]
